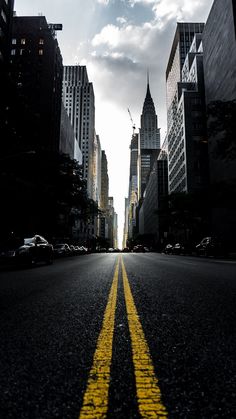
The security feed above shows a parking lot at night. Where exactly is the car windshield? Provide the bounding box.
[24,238,35,245]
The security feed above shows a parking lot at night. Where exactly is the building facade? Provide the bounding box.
[166,23,206,194]
[168,33,209,194]
[139,159,168,247]
[0,0,14,150]
[166,22,205,130]
[62,65,95,193]
[202,0,236,246]
[99,150,109,243]
[128,133,138,239]
[10,16,63,153]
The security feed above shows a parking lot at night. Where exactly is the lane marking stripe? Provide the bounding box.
[121,257,168,418]
[78,259,119,419]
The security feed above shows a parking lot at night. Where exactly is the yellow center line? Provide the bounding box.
[78,258,119,419]
[121,256,168,418]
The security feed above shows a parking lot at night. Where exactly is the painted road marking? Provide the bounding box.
[121,257,168,418]
[78,259,119,419]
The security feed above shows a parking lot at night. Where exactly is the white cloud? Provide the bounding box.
[97,0,110,5]
[116,16,127,25]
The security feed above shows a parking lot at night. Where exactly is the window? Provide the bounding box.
[11,49,16,55]
[12,38,17,44]
[39,49,43,55]
[39,38,44,45]
[21,38,26,45]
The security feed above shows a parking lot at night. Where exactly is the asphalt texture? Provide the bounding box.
[0,253,236,418]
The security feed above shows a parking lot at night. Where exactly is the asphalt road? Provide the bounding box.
[0,253,235,418]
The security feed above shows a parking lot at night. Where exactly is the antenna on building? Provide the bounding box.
[127,108,136,135]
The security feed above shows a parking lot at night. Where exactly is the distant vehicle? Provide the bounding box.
[133,245,145,253]
[0,234,53,265]
[53,243,71,257]
[108,248,114,253]
[172,243,185,255]
[122,247,130,253]
[195,236,228,257]
[163,244,173,254]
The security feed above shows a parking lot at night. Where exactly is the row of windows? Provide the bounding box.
[12,38,44,45]
[11,48,44,56]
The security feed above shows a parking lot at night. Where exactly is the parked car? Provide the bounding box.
[172,243,185,255]
[163,244,173,254]
[0,234,53,265]
[53,243,71,257]
[78,246,88,255]
[195,236,228,257]
[133,245,145,253]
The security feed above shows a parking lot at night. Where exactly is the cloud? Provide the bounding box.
[116,16,127,25]
[97,0,110,5]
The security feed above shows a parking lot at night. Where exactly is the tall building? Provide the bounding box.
[123,197,129,249]
[100,150,109,242]
[62,65,95,191]
[128,133,138,238]
[138,78,161,199]
[108,197,115,248]
[100,150,109,211]
[89,133,101,204]
[166,23,206,194]
[139,158,168,247]
[166,22,205,129]
[167,33,209,194]
[202,0,236,246]
[10,16,63,153]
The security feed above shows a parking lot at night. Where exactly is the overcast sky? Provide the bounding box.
[15,0,214,246]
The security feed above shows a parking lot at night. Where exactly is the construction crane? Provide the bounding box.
[127,108,136,135]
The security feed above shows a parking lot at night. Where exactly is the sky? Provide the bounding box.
[15,0,214,247]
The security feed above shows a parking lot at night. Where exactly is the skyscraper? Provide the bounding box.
[100,150,109,242]
[62,65,95,192]
[166,23,205,194]
[138,78,160,199]
[10,16,63,153]
[128,132,138,238]
[166,23,205,129]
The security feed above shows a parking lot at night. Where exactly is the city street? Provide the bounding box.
[0,253,235,418]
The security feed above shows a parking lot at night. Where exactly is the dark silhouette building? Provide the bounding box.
[0,0,14,146]
[9,16,63,153]
[203,0,236,247]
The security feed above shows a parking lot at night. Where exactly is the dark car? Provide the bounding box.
[133,245,145,253]
[195,236,228,258]
[172,243,185,255]
[0,234,53,265]
[163,244,173,254]
[53,243,71,257]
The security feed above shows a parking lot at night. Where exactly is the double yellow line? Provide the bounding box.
[79,256,168,418]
